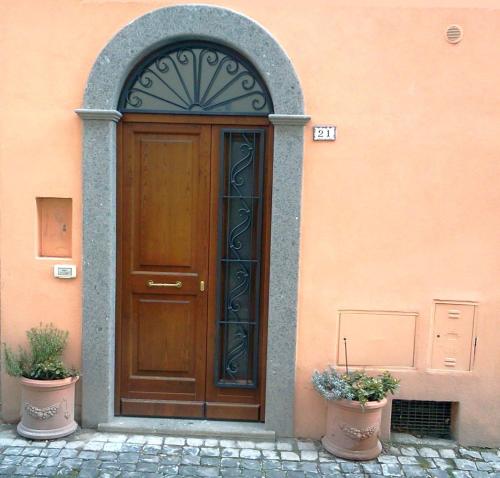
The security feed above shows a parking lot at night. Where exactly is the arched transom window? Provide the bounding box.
[119,41,274,115]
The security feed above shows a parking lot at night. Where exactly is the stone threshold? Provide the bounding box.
[98,417,276,440]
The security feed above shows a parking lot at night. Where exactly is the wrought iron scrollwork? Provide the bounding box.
[119,41,273,116]
[215,130,266,388]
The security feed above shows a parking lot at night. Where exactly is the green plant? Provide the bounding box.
[3,323,78,380]
[312,367,399,405]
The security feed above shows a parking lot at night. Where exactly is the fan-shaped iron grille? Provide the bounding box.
[119,41,273,116]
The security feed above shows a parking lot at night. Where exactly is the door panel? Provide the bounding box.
[204,125,272,421]
[117,115,271,421]
[118,122,210,418]
[135,297,195,374]
[131,126,209,274]
[205,402,260,421]
[121,399,204,418]
[138,139,195,267]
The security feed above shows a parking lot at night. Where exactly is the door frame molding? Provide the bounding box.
[76,4,309,436]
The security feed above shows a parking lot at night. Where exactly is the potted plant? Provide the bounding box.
[3,323,79,439]
[312,367,399,460]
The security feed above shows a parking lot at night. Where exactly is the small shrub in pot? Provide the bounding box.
[312,367,399,460]
[3,323,79,439]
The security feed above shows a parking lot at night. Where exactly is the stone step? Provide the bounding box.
[98,417,276,440]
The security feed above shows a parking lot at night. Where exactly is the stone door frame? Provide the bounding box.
[76,4,308,436]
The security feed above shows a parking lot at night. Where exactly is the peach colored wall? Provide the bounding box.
[1,0,499,446]
[294,2,500,447]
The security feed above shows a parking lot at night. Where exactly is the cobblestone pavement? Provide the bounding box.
[0,425,498,477]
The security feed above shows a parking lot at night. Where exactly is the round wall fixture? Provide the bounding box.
[446,25,463,44]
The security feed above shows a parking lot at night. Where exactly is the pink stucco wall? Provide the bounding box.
[1,0,499,445]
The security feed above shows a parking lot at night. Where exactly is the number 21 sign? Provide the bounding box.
[313,125,336,141]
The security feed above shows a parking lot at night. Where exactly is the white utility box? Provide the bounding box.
[53,264,77,279]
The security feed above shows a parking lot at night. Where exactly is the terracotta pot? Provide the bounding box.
[322,398,387,460]
[17,376,79,440]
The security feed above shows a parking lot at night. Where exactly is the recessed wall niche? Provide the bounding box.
[37,197,72,258]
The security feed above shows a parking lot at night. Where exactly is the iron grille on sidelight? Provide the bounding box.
[215,130,266,388]
[118,41,273,116]
[391,400,453,439]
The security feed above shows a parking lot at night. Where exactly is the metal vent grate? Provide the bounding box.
[391,400,453,439]
[446,25,463,44]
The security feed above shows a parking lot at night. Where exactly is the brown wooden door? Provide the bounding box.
[116,115,271,420]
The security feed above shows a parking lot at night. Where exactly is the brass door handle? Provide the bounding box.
[147,280,182,288]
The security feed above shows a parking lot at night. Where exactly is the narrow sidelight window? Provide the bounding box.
[215,130,266,388]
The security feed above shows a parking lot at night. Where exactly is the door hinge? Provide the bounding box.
[200,280,205,292]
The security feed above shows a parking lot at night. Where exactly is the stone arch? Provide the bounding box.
[76,4,309,436]
[82,5,303,114]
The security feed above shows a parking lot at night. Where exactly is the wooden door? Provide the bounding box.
[116,115,271,420]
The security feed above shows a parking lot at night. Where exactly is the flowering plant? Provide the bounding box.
[312,367,399,406]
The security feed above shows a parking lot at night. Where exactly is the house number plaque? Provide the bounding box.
[313,125,336,141]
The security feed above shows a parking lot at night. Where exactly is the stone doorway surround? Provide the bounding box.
[76,4,309,437]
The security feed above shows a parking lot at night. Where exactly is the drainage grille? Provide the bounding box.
[391,400,452,439]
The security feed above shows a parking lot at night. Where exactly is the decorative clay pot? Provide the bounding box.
[322,398,387,461]
[17,376,79,440]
